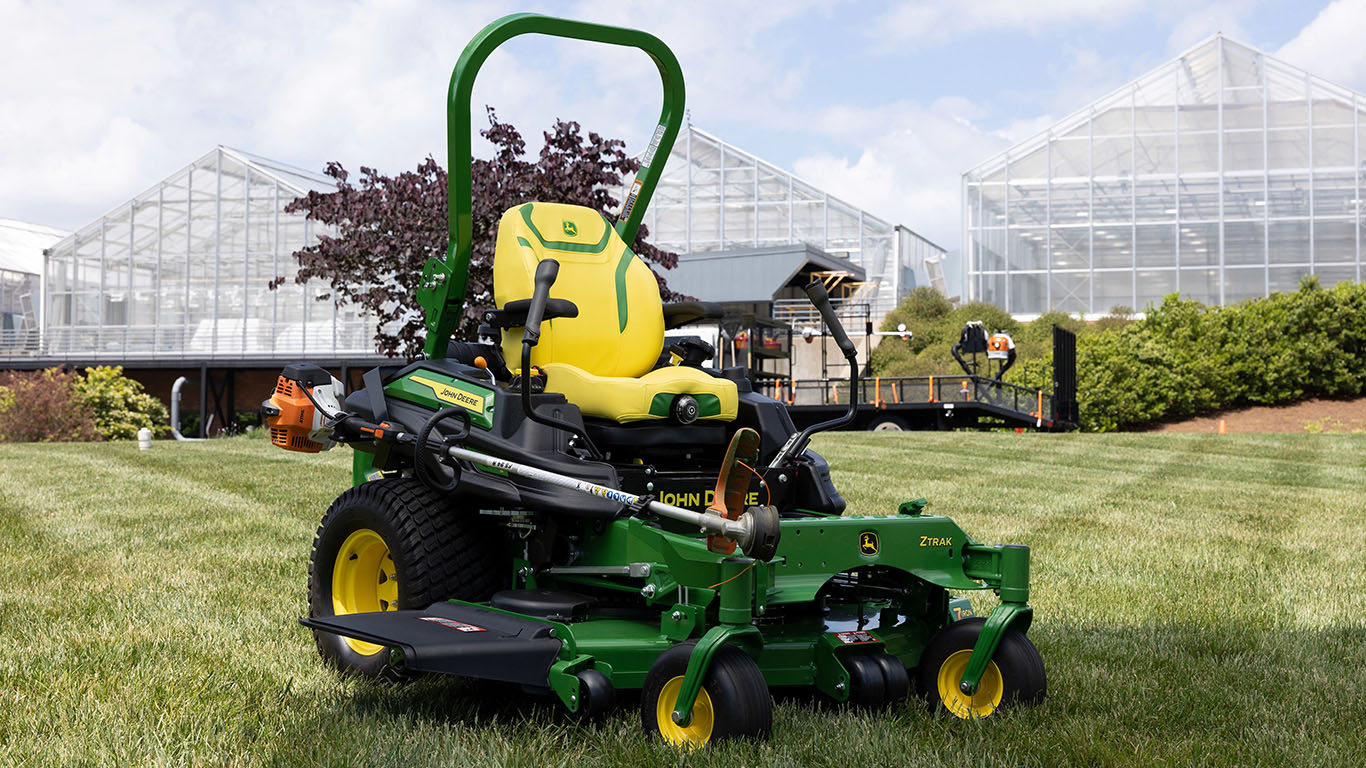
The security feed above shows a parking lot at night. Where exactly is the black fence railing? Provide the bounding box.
[757,376,1055,421]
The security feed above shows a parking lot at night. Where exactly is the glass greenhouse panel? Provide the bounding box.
[966,34,1364,315]
[647,125,945,323]
[40,147,372,360]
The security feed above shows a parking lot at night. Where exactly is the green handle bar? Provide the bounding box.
[420,12,687,358]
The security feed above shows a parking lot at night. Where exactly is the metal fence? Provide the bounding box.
[758,375,1055,418]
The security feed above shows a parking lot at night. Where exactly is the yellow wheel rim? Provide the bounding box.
[655,676,715,750]
[937,649,1004,719]
[331,528,398,656]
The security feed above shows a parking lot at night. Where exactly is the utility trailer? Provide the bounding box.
[772,325,1079,432]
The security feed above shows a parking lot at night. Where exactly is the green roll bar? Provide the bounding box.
[418,12,687,358]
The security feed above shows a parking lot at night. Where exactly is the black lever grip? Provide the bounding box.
[522,259,561,347]
[803,280,857,360]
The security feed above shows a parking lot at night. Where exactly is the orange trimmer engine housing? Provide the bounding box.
[262,364,344,453]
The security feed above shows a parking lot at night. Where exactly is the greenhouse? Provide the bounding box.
[40,146,377,361]
[963,35,1366,316]
[647,125,946,321]
[28,129,942,366]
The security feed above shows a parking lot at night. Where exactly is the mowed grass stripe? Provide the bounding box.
[1,433,1364,767]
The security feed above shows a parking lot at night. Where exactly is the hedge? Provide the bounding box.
[872,278,1366,432]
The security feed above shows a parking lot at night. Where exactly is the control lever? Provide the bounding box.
[767,280,861,469]
[517,259,600,457]
[522,258,560,347]
[805,280,856,361]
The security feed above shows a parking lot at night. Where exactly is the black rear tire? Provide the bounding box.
[642,642,772,748]
[914,617,1046,719]
[307,478,503,678]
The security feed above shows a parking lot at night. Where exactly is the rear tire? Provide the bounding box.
[642,642,772,749]
[914,617,1046,719]
[307,478,503,678]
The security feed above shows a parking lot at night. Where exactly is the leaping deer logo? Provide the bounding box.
[859,531,878,556]
[562,220,578,236]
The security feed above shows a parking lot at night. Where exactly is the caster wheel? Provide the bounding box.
[642,642,772,749]
[915,617,1046,719]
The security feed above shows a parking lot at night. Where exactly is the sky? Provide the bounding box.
[2,0,1364,252]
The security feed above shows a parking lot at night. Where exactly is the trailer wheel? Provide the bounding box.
[307,478,503,678]
[869,415,908,432]
[914,617,1046,719]
[642,642,772,749]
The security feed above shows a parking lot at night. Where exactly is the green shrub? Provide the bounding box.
[870,278,1366,432]
[74,366,169,441]
[1077,280,1366,431]
[0,368,100,442]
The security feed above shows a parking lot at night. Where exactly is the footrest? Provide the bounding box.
[301,601,562,688]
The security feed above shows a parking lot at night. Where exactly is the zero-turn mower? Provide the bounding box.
[263,13,1045,748]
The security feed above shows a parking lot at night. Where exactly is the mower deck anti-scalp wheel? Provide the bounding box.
[642,641,772,750]
[844,654,886,708]
[870,652,910,705]
[575,668,615,720]
[307,478,503,678]
[915,617,1046,719]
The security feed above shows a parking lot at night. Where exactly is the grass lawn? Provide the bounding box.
[1,432,1364,767]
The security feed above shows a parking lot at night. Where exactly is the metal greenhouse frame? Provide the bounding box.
[964,35,1366,316]
[40,146,378,361]
[649,125,946,322]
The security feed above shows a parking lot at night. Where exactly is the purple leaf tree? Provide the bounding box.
[277,108,684,358]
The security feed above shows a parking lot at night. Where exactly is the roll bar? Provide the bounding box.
[419,13,687,357]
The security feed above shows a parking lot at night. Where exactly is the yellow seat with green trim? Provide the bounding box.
[493,202,737,423]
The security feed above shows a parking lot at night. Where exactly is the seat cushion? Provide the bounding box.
[542,362,738,423]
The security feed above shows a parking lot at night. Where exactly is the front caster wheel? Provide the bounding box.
[642,642,772,749]
[915,617,1046,719]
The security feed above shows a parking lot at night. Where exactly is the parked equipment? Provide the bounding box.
[263,13,1045,748]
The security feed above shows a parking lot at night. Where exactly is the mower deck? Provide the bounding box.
[302,601,561,687]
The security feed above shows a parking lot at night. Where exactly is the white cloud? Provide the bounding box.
[0,0,825,231]
[874,0,1150,45]
[1276,0,1366,91]
[792,98,1016,247]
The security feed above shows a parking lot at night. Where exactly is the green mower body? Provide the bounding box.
[273,13,1044,747]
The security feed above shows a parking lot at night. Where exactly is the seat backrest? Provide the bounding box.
[493,202,665,378]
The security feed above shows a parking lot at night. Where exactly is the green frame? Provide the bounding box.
[488,509,1033,718]
[418,12,687,358]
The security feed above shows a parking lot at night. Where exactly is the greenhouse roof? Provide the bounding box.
[967,33,1366,179]
[0,218,67,275]
[49,146,337,256]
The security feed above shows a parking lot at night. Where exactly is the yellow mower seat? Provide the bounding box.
[493,201,737,424]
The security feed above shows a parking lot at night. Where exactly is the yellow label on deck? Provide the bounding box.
[408,375,486,413]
